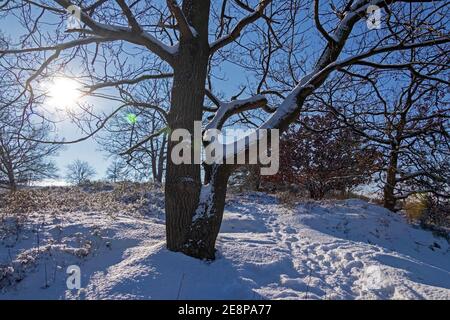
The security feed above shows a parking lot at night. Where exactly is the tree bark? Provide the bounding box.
[8,177,17,193]
[164,0,214,258]
[180,164,232,259]
[384,148,399,211]
[5,160,16,192]
[155,133,167,183]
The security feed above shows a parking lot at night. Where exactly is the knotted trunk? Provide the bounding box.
[164,43,206,256]
[166,159,231,259]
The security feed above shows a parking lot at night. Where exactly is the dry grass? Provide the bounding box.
[0,182,164,217]
[403,196,427,222]
[0,182,165,249]
[274,189,376,208]
[276,191,307,208]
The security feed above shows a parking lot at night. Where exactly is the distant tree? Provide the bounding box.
[315,55,449,211]
[66,160,96,185]
[419,196,450,229]
[0,111,59,192]
[100,104,168,183]
[265,113,381,199]
[229,165,261,192]
[105,158,129,183]
[0,55,60,192]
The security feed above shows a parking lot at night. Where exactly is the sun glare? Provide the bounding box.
[47,78,81,109]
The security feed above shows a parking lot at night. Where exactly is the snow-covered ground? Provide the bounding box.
[0,188,449,300]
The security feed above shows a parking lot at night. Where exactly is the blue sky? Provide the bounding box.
[0,1,327,182]
[1,19,248,182]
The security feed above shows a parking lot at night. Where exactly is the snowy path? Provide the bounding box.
[216,195,448,300]
[0,193,449,299]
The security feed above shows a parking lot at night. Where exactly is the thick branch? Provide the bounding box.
[52,0,177,64]
[115,0,142,33]
[314,0,337,43]
[206,94,272,130]
[166,0,196,39]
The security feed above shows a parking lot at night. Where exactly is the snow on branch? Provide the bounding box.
[52,0,178,63]
[205,93,272,130]
[166,0,197,39]
[209,0,271,55]
[259,0,450,131]
[396,171,447,184]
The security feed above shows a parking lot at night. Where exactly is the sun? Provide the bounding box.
[47,78,81,109]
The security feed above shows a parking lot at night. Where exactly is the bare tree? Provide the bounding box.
[66,160,96,185]
[0,71,59,191]
[0,0,448,259]
[0,121,59,192]
[312,50,449,210]
[105,158,129,183]
[100,108,168,183]
[99,79,170,183]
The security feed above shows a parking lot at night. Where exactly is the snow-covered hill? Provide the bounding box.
[0,189,449,299]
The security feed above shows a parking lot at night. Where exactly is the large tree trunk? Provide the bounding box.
[165,0,218,259]
[383,148,399,211]
[8,180,17,193]
[180,164,232,259]
[5,161,16,192]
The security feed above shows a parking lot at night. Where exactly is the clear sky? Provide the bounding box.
[1,23,247,183]
[56,119,111,182]
[52,61,246,181]
[0,3,301,183]
[0,7,251,183]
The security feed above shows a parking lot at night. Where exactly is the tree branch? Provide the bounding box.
[115,0,142,33]
[206,94,272,130]
[85,73,174,93]
[52,0,177,64]
[314,0,337,43]
[166,0,196,39]
[210,0,271,55]
[120,127,167,156]
[0,36,114,54]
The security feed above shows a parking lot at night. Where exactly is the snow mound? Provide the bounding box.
[0,192,449,299]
